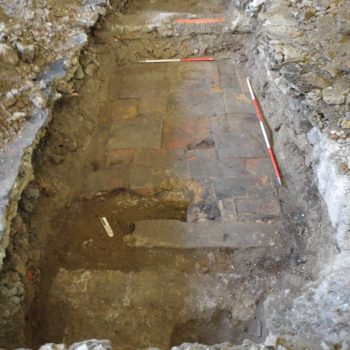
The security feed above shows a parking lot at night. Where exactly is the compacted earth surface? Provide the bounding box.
[0,1,310,349]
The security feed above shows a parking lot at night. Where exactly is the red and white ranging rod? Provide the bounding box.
[139,57,215,63]
[247,77,283,186]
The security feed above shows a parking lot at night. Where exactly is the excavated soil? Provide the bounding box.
[0,1,309,349]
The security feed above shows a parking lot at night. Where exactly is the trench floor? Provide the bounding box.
[26,1,297,349]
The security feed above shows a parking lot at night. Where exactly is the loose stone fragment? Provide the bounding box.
[68,340,112,350]
[337,8,350,35]
[0,43,19,66]
[322,86,345,105]
[339,118,350,130]
[32,94,47,109]
[16,42,36,63]
[39,344,66,350]
[313,0,329,11]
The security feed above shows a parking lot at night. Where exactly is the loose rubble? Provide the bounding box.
[0,1,111,258]
[38,340,112,350]
[0,0,110,345]
[247,0,350,347]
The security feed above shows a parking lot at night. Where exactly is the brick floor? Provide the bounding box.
[82,60,280,222]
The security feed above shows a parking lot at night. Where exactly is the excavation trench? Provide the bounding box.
[0,1,309,349]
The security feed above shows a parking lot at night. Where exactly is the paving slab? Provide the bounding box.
[133,149,185,167]
[217,61,242,90]
[172,63,220,93]
[224,91,255,114]
[106,116,163,149]
[138,95,168,114]
[235,67,250,94]
[213,175,271,198]
[186,159,223,180]
[170,61,219,80]
[83,167,130,193]
[120,65,170,98]
[217,158,247,178]
[214,115,267,159]
[186,158,246,180]
[245,158,274,177]
[168,89,225,118]
[162,118,212,149]
[124,220,280,249]
[105,149,135,167]
[129,166,173,190]
[185,148,218,161]
[99,99,138,121]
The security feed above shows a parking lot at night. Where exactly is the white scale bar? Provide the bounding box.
[100,217,114,238]
[139,59,181,63]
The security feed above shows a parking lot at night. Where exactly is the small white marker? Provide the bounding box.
[139,57,215,63]
[100,217,114,238]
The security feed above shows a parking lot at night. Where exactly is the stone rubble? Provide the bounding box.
[0,0,110,344]
[38,340,112,350]
[0,0,110,266]
[13,337,319,350]
[245,0,350,347]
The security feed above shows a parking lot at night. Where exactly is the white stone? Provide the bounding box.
[32,94,47,109]
[16,42,35,63]
[39,344,66,350]
[322,87,345,105]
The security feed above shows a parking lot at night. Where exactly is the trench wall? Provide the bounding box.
[248,0,350,346]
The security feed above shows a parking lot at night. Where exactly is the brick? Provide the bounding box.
[224,92,255,114]
[235,196,281,221]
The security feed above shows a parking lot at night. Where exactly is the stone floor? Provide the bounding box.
[82,61,278,216]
